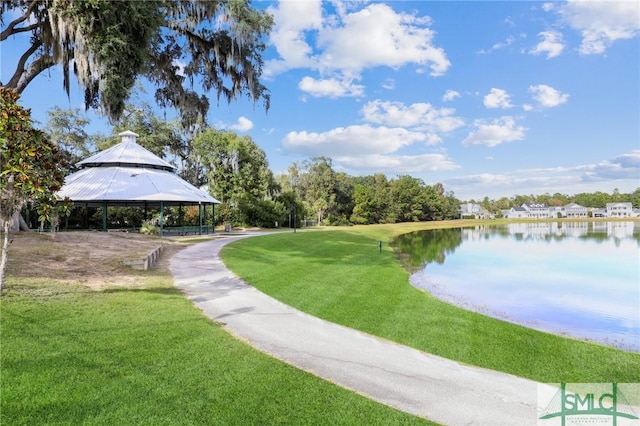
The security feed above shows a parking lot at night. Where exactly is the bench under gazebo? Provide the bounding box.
[57,130,220,236]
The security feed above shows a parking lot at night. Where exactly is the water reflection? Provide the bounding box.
[393,228,463,270]
[395,222,640,351]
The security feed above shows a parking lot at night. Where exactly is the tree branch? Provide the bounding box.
[0,0,40,42]
[5,39,56,94]
[1,22,41,41]
[16,54,56,94]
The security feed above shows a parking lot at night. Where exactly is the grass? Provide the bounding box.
[220,220,640,384]
[1,252,431,424]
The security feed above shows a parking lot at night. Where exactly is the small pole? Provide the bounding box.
[378,241,382,253]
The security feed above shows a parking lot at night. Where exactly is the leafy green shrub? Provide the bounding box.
[139,220,159,236]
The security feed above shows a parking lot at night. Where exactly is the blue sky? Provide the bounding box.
[3,0,639,200]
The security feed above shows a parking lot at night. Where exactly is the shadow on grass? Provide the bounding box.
[100,286,182,296]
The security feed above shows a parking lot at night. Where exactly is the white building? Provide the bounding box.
[460,203,493,219]
[606,202,634,218]
[501,206,529,219]
[564,203,588,218]
[522,203,551,219]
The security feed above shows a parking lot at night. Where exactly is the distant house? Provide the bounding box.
[460,203,493,219]
[548,206,565,218]
[502,206,528,219]
[606,202,633,217]
[564,203,588,218]
[522,203,551,219]
[500,201,636,219]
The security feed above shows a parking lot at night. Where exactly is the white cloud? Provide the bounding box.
[483,88,514,109]
[336,153,460,173]
[446,172,582,200]
[361,100,464,135]
[462,116,527,147]
[317,4,450,76]
[283,124,426,157]
[478,35,519,54]
[582,150,640,181]
[446,150,640,199]
[228,117,254,132]
[443,90,460,102]
[298,76,365,98]
[424,134,442,145]
[492,35,516,50]
[446,173,516,187]
[529,84,569,108]
[172,59,186,77]
[560,0,640,55]
[264,0,323,77]
[381,78,395,90]
[542,3,555,12]
[265,2,450,81]
[530,30,565,59]
[282,122,460,174]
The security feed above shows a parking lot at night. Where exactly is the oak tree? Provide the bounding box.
[194,128,275,225]
[1,0,273,125]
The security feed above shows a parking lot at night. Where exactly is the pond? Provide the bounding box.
[395,222,640,352]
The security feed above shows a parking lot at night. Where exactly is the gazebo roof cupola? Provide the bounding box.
[77,130,175,171]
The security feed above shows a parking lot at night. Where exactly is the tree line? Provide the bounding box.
[44,106,640,229]
[41,106,463,228]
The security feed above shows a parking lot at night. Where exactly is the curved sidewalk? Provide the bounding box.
[169,234,543,425]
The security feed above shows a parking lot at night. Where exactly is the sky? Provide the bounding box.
[3,0,640,201]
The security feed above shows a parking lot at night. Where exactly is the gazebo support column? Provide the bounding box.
[102,201,107,231]
[159,201,164,237]
[204,204,208,234]
[199,202,203,235]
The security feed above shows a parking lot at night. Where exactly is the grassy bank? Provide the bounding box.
[221,221,640,383]
[1,238,430,425]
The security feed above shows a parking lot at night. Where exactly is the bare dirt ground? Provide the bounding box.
[4,231,189,290]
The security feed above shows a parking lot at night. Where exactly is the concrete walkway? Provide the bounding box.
[169,234,544,425]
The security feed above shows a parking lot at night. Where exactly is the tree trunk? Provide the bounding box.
[17,211,30,231]
[0,212,30,232]
[0,219,11,293]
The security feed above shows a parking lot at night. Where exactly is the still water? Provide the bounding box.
[396,222,640,351]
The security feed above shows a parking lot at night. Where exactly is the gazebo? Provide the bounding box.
[57,130,220,235]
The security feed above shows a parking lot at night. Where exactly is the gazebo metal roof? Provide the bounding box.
[77,130,175,171]
[57,131,220,207]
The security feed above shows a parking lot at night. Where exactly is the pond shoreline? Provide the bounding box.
[397,221,640,353]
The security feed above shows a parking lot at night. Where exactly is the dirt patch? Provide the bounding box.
[4,231,188,290]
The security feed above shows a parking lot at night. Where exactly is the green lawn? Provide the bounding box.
[221,221,640,383]
[1,276,431,425]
